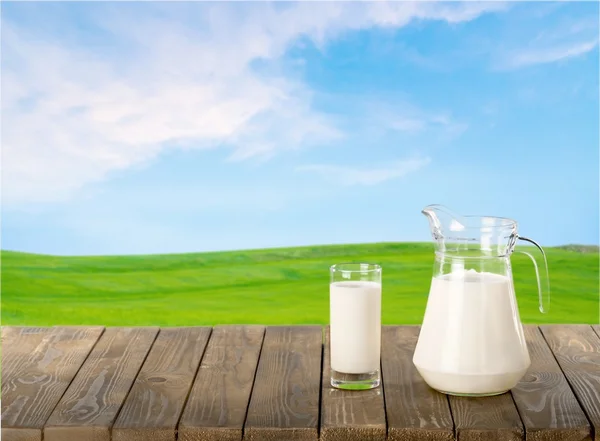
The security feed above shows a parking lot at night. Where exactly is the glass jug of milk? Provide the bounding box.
[413,204,550,396]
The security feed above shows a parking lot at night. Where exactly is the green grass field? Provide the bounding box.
[1,243,598,326]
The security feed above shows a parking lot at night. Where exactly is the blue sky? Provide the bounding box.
[2,1,598,255]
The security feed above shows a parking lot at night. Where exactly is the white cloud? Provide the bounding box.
[2,2,503,205]
[500,38,598,69]
[297,157,431,186]
[495,16,599,70]
[391,110,468,137]
[361,100,468,139]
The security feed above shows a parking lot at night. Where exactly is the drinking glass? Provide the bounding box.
[330,263,382,390]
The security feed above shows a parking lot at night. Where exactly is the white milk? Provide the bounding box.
[413,270,530,395]
[330,281,381,374]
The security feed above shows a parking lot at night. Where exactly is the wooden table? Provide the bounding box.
[2,325,599,441]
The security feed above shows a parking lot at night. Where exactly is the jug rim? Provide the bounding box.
[421,205,518,229]
[459,215,517,228]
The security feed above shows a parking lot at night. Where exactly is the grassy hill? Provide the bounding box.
[1,243,598,326]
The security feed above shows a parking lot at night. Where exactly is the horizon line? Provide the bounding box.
[2,241,598,259]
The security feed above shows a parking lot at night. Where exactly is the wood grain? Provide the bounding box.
[111,327,212,441]
[244,326,322,441]
[178,326,265,441]
[512,326,591,441]
[541,325,600,441]
[382,326,454,441]
[3,324,598,440]
[320,327,386,441]
[43,327,158,441]
[449,393,524,441]
[1,326,104,441]
[1,327,53,382]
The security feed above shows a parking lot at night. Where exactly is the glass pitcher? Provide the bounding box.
[413,204,550,396]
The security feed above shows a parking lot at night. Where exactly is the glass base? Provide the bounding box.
[435,389,509,397]
[330,369,380,390]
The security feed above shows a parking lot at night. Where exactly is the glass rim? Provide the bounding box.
[330,263,381,273]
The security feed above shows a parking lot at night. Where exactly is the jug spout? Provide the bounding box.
[422,204,466,241]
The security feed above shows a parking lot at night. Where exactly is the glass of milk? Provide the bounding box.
[330,263,382,390]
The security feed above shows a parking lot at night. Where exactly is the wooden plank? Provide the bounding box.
[321,326,386,441]
[1,428,41,441]
[1,327,53,382]
[449,392,524,441]
[43,327,158,441]
[111,327,212,441]
[1,326,104,441]
[244,326,322,441]
[382,326,454,441]
[512,326,591,441]
[541,325,600,441]
[178,326,265,441]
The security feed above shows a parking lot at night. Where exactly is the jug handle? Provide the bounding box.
[516,236,550,313]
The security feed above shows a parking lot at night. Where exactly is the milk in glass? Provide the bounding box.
[330,281,381,374]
